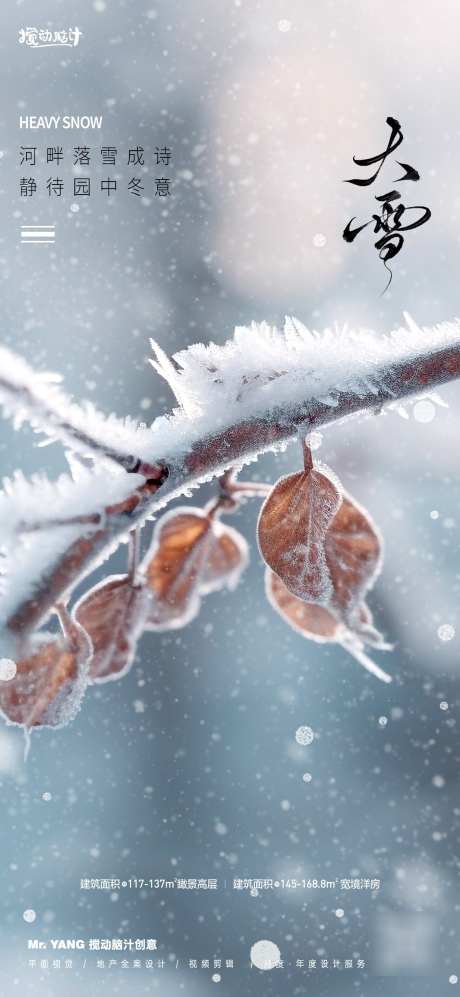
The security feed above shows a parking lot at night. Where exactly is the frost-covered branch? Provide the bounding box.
[1,313,460,647]
[0,345,163,476]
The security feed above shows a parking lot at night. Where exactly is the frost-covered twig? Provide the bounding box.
[1,313,460,644]
[0,345,164,476]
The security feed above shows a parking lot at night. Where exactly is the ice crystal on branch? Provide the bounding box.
[150,313,460,441]
[0,344,149,470]
[1,315,459,478]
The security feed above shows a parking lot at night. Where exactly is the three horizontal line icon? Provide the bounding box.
[20,225,55,245]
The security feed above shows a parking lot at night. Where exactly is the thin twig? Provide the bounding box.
[229,481,272,497]
[17,513,102,533]
[127,528,142,582]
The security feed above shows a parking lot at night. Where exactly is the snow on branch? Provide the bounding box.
[0,344,162,474]
[2,314,459,474]
[0,312,459,646]
[150,312,460,433]
[0,463,147,636]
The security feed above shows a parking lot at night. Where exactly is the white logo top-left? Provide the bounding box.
[18,28,82,48]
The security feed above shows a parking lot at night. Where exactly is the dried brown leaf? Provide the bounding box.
[73,575,150,683]
[325,493,383,628]
[143,506,248,630]
[266,569,340,642]
[0,606,92,729]
[266,569,391,683]
[143,508,213,629]
[200,522,249,593]
[257,442,342,602]
[259,442,387,669]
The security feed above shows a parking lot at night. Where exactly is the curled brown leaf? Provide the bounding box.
[0,605,92,729]
[142,505,248,630]
[143,508,212,629]
[73,575,150,683]
[258,440,388,675]
[266,568,340,643]
[257,441,342,602]
[324,493,383,628]
[266,569,392,683]
[200,522,249,593]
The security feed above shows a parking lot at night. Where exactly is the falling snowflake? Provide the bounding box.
[250,939,281,970]
[295,725,314,746]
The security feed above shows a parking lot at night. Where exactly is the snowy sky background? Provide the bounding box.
[0,1,459,994]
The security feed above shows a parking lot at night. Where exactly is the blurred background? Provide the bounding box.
[0,0,459,994]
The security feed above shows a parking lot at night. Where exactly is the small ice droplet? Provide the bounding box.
[42,792,52,802]
[212,974,221,982]
[0,659,17,681]
[278,19,291,32]
[440,701,449,711]
[430,510,439,520]
[250,939,281,970]
[313,233,327,248]
[335,908,344,918]
[449,976,458,985]
[413,399,436,423]
[295,726,314,746]
[438,624,455,642]
[432,775,445,788]
[23,909,36,923]
[378,716,388,727]
[302,772,312,783]
[70,203,80,213]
